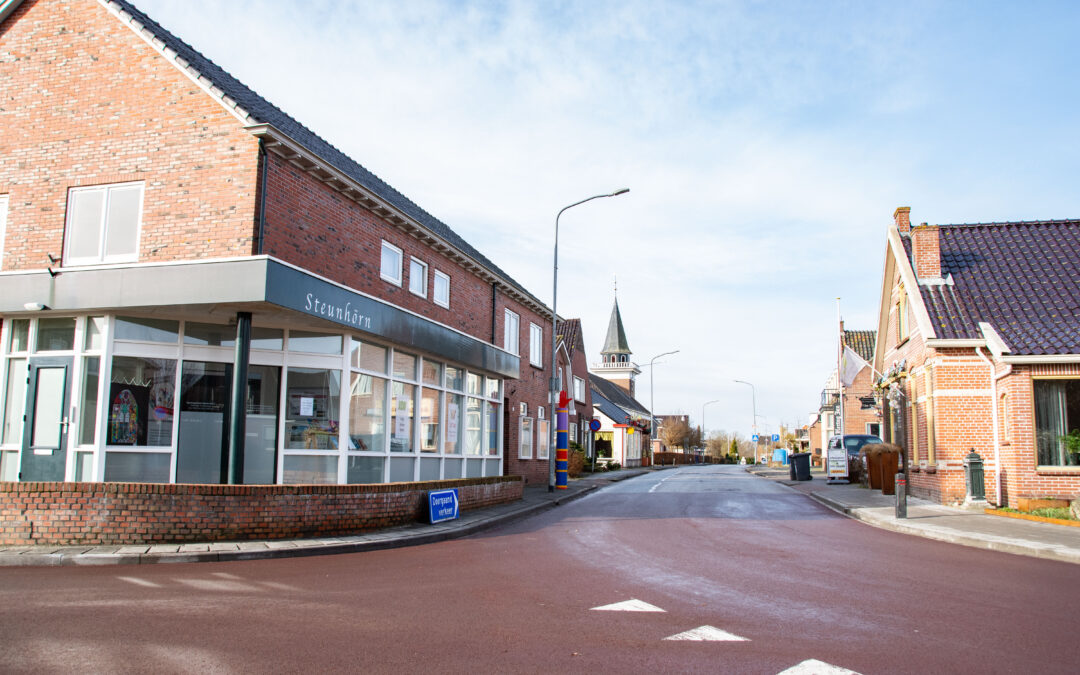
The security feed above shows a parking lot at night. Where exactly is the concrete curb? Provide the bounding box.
[808,492,1080,566]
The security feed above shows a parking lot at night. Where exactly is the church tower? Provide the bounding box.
[592,294,640,396]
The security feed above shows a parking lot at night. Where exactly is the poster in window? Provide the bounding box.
[447,402,459,438]
[394,398,409,438]
[108,383,149,446]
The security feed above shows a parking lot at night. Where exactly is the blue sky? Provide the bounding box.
[137,0,1080,438]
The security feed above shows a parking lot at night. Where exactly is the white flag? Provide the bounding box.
[840,346,869,387]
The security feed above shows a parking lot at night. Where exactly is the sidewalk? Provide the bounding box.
[747,465,1080,565]
[0,467,666,567]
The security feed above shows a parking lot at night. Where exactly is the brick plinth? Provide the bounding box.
[0,477,523,546]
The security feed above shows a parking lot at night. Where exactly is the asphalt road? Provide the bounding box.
[2,465,1077,674]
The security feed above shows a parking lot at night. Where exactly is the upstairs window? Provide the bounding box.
[529,323,543,367]
[381,241,403,286]
[896,288,909,343]
[409,257,428,297]
[433,270,450,308]
[574,376,585,402]
[64,182,143,265]
[503,309,519,355]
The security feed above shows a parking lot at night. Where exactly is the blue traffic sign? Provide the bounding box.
[589,419,602,432]
[428,488,459,524]
[751,434,760,443]
[772,434,780,442]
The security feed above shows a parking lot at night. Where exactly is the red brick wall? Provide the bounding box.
[0,476,523,546]
[0,0,260,272]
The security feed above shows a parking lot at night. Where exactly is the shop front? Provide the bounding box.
[0,257,517,485]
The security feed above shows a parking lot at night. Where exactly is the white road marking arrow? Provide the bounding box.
[776,659,861,674]
[590,599,666,612]
[663,625,749,641]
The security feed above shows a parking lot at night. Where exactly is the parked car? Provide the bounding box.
[826,434,884,481]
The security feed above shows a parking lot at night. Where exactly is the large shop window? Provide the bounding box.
[285,368,340,451]
[103,356,176,483]
[1034,379,1080,466]
[64,182,143,265]
[348,373,386,452]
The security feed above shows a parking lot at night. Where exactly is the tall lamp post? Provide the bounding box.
[647,349,679,459]
[549,188,629,492]
[702,399,720,463]
[733,379,757,462]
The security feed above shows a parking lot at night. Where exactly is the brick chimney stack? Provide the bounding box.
[911,222,941,279]
[893,206,911,234]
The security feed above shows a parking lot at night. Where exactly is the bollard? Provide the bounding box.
[964,450,985,501]
[895,473,907,518]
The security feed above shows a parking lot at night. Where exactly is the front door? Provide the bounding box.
[20,357,74,481]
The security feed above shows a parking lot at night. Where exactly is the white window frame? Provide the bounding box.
[529,323,543,367]
[0,193,7,270]
[433,269,450,308]
[574,376,585,402]
[519,402,528,416]
[519,416,533,459]
[380,241,403,286]
[63,182,144,265]
[503,309,519,355]
[536,419,550,460]
[409,257,428,298]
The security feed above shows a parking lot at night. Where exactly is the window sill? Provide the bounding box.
[380,275,403,287]
[1036,466,1080,475]
[529,362,544,370]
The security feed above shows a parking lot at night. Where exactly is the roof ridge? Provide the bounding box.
[935,219,1080,228]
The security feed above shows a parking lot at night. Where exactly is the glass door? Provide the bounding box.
[20,357,74,481]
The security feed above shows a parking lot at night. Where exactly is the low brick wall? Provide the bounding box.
[0,476,523,546]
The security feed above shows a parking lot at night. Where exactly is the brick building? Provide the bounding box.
[810,328,880,466]
[0,0,569,489]
[874,207,1080,506]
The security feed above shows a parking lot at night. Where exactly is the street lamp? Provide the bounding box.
[549,188,629,492]
[702,399,720,463]
[647,349,679,459]
[733,379,757,462]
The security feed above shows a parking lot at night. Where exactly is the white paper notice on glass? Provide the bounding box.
[394,399,409,438]
[447,404,459,438]
[300,397,314,417]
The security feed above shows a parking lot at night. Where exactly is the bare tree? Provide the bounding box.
[660,417,694,452]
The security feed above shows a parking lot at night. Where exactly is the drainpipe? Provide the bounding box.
[490,282,498,344]
[976,347,1012,506]
[256,138,268,255]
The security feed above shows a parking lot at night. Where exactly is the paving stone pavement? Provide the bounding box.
[747,465,1080,565]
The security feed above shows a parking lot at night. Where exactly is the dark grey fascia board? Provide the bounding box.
[0,257,519,378]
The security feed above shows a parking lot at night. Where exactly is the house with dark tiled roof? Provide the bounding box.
[0,0,567,513]
[810,327,880,466]
[555,318,594,451]
[874,207,1080,506]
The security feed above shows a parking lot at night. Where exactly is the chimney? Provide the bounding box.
[910,222,941,278]
[893,206,911,234]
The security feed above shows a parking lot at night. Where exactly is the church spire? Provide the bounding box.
[601,295,631,359]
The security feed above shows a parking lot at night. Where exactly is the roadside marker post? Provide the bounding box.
[556,392,570,489]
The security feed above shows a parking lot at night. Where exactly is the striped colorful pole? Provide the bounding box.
[556,394,569,489]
